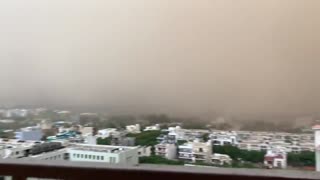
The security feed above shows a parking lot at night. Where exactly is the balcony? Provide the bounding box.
[0,159,319,180]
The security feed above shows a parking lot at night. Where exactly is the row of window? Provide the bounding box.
[44,154,62,160]
[72,153,105,160]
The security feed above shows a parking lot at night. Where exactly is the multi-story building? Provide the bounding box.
[210,131,237,146]
[15,126,43,141]
[178,140,212,164]
[155,143,177,160]
[168,126,209,142]
[264,147,287,169]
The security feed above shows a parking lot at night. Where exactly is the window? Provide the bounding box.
[93,155,96,160]
[199,148,203,152]
[81,154,84,158]
[77,154,80,158]
[85,155,88,159]
[97,156,100,160]
[101,156,104,160]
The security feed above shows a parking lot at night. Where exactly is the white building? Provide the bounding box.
[155,143,177,160]
[211,153,232,165]
[137,146,152,157]
[313,125,320,171]
[144,124,160,131]
[264,148,287,169]
[23,144,139,166]
[126,124,141,134]
[178,140,212,163]
[84,135,97,145]
[210,132,237,146]
[15,126,43,141]
[97,129,118,138]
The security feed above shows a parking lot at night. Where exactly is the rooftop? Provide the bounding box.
[68,144,137,153]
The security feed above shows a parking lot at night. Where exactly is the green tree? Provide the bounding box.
[127,131,161,146]
[202,133,210,142]
[213,145,265,163]
[97,137,111,145]
[177,140,188,145]
[139,156,184,165]
[287,151,315,167]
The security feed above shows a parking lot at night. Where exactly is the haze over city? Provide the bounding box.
[1,0,320,117]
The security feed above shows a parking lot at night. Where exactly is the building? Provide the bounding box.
[178,139,212,163]
[210,132,237,146]
[313,125,320,171]
[15,126,43,141]
[126,124,141,134]
[168,126,209,142]
[39,120,53,130]
[264,148,287,169]
[211,153,232,165]
[155,143,177,160]
[84,135,97,145]
[112,137,135,146]
[23,144,139,166]
[137,146,152,157]
[144,124,160,131]
[97,129,118,138]
[80,127,95,136]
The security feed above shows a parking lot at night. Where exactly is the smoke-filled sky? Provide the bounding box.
[0,0,320,116]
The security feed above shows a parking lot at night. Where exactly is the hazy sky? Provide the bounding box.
[0,0,320,115]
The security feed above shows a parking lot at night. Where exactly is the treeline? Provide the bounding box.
[213,145,315,167]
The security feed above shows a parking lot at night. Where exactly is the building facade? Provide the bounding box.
[155,143,177,160]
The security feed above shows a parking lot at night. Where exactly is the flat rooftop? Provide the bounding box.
[68,144,136,153]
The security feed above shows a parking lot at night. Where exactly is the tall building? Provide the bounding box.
[178,139,212,164]
[313,125,320,171]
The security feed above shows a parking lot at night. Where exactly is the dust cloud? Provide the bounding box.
[0,0,320,116]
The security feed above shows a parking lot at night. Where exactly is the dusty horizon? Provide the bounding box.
[1,0,320,117]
